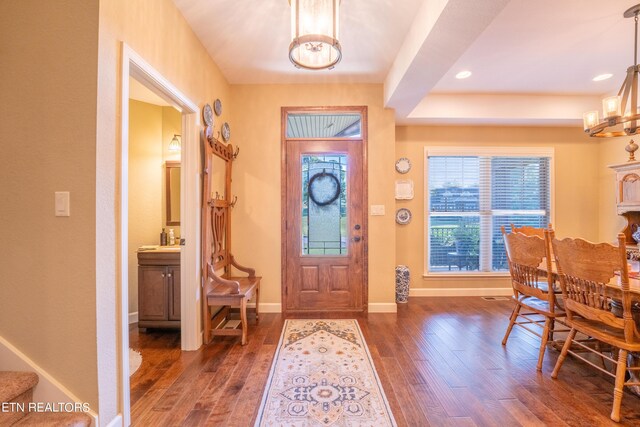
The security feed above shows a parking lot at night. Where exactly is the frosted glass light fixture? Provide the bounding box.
[583,4,640,137]
[289,0,342,70]
[168,134,181,152]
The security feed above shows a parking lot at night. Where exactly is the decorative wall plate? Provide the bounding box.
[204,126,213,140]
[221,122,231,142]
[395,179,414,200]
[203,103,213,126]
[214,98,222,116]
[395,157,411,174]
[396,208,412,225]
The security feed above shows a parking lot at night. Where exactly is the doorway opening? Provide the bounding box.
[281,106,368,317]
[119,43,200,426]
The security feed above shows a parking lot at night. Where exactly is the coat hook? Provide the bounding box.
[233,146,240,159]
[230,195,238,208]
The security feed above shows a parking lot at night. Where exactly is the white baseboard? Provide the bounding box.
[248,303,281,313]
[128,312,138,324]
[0,335,99,426]
[249,303,398,313]
[368,303,397,313]
[409,287,512,297]
[103,414,123,427]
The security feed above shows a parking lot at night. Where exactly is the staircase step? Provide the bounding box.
[12,411,92,426]
[0,371,39,425]
[0,372,38,402]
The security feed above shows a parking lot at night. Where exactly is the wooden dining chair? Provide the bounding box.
[550,231,640,422]
[501,226,565,371]
[511,223,553,238]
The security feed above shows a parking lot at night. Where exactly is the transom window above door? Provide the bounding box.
[286,112,362,138]
[425,147,554,275]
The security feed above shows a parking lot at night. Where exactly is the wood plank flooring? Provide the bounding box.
[129,297,640,426]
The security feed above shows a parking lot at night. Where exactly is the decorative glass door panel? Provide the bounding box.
[301,154,348,256]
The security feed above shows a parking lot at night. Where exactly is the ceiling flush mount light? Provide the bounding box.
[592,73,613,81]
[584,4,640,138]
[455,70,472,79]
[168,134,181,152]
[289,0,342,70]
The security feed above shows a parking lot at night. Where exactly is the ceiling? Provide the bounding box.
[172,0,637,126]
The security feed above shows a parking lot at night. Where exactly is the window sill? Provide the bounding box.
[422,272,511,279]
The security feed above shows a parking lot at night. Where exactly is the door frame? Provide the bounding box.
[280,106,368,316]
[119,43,201,426]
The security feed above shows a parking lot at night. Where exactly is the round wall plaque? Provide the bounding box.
[395,208,412,225]
[395,157,411,174]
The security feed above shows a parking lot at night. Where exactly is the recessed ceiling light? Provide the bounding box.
[593,73,613,81]
[455,70,472,79]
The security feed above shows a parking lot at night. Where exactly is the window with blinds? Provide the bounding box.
[425,149,552,274]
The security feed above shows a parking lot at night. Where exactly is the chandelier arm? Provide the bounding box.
[619,68,635,114]
[631,69,638,131]
[633,10,640,65]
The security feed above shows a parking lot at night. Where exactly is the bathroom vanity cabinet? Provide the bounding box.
[137,249,181,329]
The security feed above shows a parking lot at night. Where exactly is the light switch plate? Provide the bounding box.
[370,205,385,216]
[55,191,70,217]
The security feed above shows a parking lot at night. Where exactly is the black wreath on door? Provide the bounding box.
[308,171,341,206]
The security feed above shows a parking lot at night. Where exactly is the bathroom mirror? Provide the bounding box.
[165,161,181,226]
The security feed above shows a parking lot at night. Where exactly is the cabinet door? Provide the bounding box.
[138,266,168,321]
[168,266,181,320]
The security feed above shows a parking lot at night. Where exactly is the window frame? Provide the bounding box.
[423,146,555,277]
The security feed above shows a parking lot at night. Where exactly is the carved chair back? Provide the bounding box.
[550,231,640,344]
[502,227,556,307]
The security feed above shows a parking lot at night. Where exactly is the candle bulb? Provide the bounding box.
[602,95,621,119]
[583,111,599,131]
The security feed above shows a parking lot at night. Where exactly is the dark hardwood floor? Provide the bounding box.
[129,297,640,426]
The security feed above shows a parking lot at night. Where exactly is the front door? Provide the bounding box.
[282,107,367,315]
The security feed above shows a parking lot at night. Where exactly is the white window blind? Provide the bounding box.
[426,149,552,274]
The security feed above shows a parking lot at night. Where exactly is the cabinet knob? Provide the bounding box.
[161,273,165,278]
[167,273,172,278]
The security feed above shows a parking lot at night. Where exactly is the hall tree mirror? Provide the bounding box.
[165,161,181,226]
[210,152,227,200]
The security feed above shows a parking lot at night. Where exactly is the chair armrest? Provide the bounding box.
[230,255,256,278]
[208,264,240,294]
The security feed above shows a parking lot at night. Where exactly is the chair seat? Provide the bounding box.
[569,317,640,352]
[207,276,261,304]
[514,295,564,317]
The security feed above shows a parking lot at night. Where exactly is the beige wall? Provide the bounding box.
[128,100,164,315]
[231,84,396,307]
[0,0,100,408]
[395,126,600,291]
[598,138,630,242]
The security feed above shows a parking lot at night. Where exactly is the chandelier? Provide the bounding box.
[584,4,640,137]
[289,0,342,70]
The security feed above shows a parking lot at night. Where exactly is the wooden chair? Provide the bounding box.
[510,223,551,238]
[201,136,260,346]
[550,232,640,422]
[501,226,565,371]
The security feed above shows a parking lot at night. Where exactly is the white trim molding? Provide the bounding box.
[410,287,512,297]
[0,335,99,426]
[368,303,398,313]
[248,303,281,313]
[119,42,200,427]
[128,312,138,325]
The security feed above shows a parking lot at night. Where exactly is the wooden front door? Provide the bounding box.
[282,107,367,315]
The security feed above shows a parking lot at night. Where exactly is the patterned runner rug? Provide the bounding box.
[255,319,397,426]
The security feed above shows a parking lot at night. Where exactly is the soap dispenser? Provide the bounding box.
[169,229,175,246]
[160,228,167,246]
